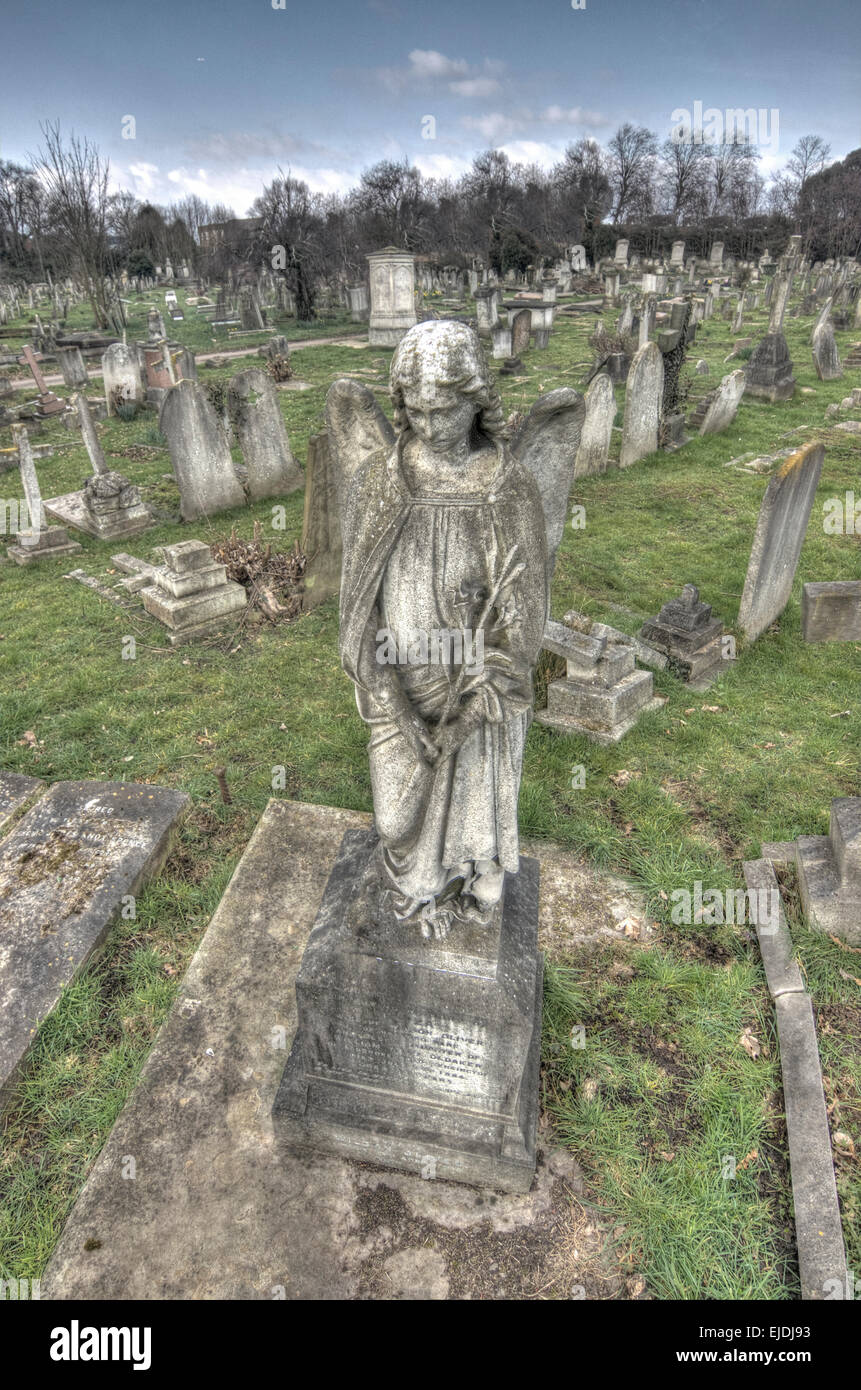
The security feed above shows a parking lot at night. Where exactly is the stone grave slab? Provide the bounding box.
[42,799,646,1301]
[0,779,189,1106]
[738,443,825,642]
[0,772,45,836]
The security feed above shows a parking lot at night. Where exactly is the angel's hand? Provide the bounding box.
[434,701,484,761]
[398,709,439,767]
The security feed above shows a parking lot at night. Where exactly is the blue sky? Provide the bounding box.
[2,0,859,213]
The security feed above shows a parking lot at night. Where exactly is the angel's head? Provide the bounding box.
[390,320,505,453]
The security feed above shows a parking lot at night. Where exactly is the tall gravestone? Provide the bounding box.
[575,372,616,476]
[738,443,825,641]
[160,380,246,521]
[620,341,663,467]
[227,368,302,501]
[102,342,145,415]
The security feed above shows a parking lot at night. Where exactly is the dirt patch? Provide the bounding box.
[345,1147,639,1300]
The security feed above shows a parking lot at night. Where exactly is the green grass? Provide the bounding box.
[0,283,859,1298]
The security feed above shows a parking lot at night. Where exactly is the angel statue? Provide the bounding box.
[326,320,584,940]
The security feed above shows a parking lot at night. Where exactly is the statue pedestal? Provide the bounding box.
[273,829,542,1193]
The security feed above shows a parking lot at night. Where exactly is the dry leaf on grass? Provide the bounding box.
[740,1027,763,1059]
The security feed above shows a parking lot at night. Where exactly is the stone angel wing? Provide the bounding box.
[509,388,586,587]
[325,378,395,507]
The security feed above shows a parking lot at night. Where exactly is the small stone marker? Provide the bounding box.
[796,798,861,946]
[227,368,302,502]
[0,779,189,1106]
[640,583,725,686]
[510,307,532,359]
[535,619,663,743]
[801,581,861,643]
[738,443,825,641]
[140,539,247,645]
[620,341,663,467]
[160,379,246,521]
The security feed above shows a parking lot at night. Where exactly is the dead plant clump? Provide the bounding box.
[267,354,294,383]
[211,522,306,622]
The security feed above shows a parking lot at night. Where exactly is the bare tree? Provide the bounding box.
[33,121,112,326]
[659,138,711,221]
[607,123,657,223]
[788,135,832,190]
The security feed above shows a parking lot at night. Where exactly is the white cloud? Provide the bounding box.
[449,77,501,98]
[408,49,469,79]
[126,161,159,196]
[461,112,522,141]
[413,151,474,181]
[542,105,607,129]
[497,140,568,168]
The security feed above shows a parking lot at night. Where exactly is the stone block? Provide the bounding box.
[801,581,861,643]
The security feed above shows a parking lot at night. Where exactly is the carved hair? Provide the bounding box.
[390,320,506,444]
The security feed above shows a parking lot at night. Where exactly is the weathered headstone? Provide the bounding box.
[102,342,145,415]
[227,368,302,502]
[160,380,246,520]
[745,333,796,402]
[812,314,842,381]
[620,341,663,467]
[301,432,342,611]
[510,307,532,358]
[575,372,616,476]
[56,346,89,389]
[738,443,825,641]
[698,369,746,435]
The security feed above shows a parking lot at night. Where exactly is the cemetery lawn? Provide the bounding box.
[1,297,860,1299]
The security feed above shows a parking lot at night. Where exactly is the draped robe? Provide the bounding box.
[339,435,548,909]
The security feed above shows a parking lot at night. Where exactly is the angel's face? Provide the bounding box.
[402,382,477,454]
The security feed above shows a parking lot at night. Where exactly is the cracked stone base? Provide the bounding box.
[44,491,153,541]
[536,694,666,744]
[6,527,82,566]
[273,829,543,1194]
